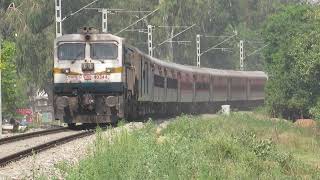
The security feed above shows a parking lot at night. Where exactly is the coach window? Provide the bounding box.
[145,62,149,94]
[167,78,178,89]
[143,62,149,94]
[154,75,165,88]
[196,82,209,90]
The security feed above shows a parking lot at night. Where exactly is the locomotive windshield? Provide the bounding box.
[58,43,85,60]
[90,43,118,60]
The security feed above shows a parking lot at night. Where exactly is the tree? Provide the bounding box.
[0,41,27,117]
[263,5,320,119]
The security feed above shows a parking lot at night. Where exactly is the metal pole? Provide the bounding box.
[148,25,153,57]
[102,9,108,33]
[0,40,2,137]
[55,0,62,37]
[196,34,201,67]
[240,40,244,71]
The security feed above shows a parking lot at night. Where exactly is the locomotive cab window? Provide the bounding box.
[58,43,85,60]
[90,43,118,60]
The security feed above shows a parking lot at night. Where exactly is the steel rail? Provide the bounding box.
[0,131,94,167]
[0,127,68,145]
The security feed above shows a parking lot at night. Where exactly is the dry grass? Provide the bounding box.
[295,119,317,128]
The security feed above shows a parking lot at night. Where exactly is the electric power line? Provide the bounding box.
[201,33,237,56]
[115,8,159,35]
[155,24,196,48]
[62,0,100,22]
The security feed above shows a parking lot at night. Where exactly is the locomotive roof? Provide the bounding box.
[55,33,124,42]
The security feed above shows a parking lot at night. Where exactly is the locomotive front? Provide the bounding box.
[53,28,125,126]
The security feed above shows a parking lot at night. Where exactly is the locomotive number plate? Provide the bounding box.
[66,74,110,81]
[66,75,80,81]
[83,74,92,80]
[94,75,108,80]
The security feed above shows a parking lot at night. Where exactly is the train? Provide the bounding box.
[53,27,268,126]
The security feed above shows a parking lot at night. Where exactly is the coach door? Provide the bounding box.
[123,47,135,97]
[140,57,150,101]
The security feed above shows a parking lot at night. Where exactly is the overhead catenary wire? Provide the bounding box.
[62,0,100,22]
[115,8,159,35]
[85,8,152,13]
[200,35,236,38]
[246,44,269,57]
[165,41,192,43]
[200,33,237,56]
[155,24,196,48]
[155,26,191,28]
[124,29,148,33]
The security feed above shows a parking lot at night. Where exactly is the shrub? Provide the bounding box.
[309,98,320,121]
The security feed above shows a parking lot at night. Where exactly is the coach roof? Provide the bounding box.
[134,47,267,79]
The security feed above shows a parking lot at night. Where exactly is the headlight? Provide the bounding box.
[62,68,71,74]
[106,68,112,73]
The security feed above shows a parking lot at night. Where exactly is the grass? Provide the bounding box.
[54,113,320,180]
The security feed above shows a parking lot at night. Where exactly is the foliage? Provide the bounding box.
[0,41,27,117]
[263,5,320,119]
[309,98,320,121]
[55,114,320,179]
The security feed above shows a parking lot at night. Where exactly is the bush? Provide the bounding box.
[309,99,320,121]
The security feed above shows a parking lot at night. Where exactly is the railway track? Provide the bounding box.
[0,130,94,167]
[0,127,68,145]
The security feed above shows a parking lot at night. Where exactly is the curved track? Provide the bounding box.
[0,130,94,167]
[0,127,68,145]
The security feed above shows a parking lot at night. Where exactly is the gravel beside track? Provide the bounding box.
[1,128,52,139]
[0,128,68,145]
[0,122,146,180]
[0,131,80,160]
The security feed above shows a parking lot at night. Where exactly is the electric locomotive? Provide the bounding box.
[53,28,127,126]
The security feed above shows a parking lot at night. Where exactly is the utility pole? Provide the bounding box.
[148,25,153,57]
[196,34,201,67]
[0,39,2,137]
[55,0,62,37]
[101,9,108,33]
[240,40,244,71]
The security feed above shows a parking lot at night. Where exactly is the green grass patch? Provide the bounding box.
[57,113,320,179]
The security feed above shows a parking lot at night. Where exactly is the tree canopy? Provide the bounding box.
[263,5,320,120]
